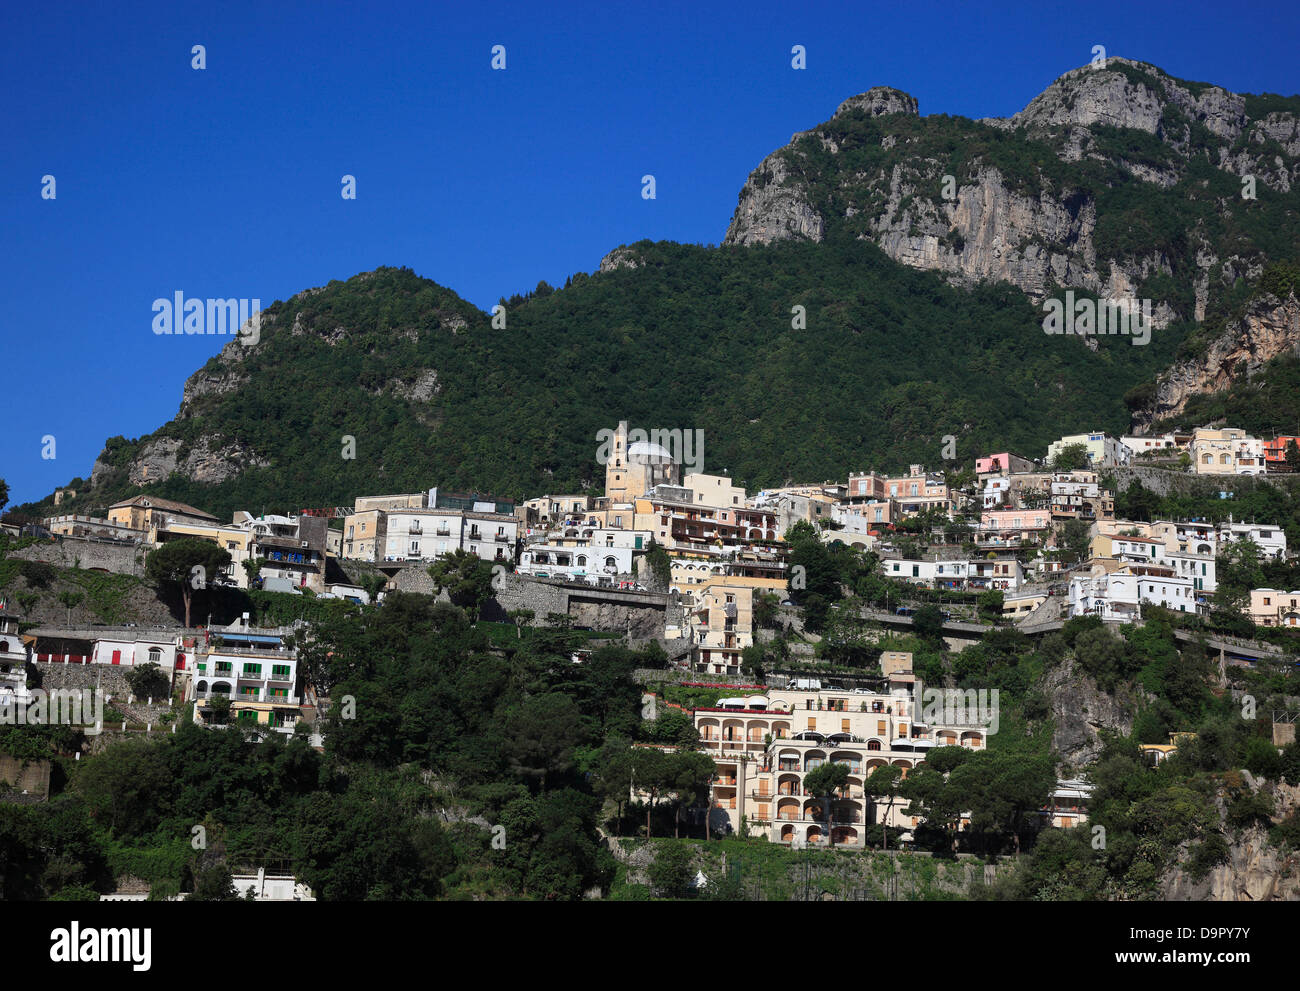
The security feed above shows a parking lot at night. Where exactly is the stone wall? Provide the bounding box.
[14,536,146,576]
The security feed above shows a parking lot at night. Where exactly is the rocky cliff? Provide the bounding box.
[1131,290,1300,430]
[724,59,1300,325]
[1160,773,1300,901]
[1042,655,1143,768]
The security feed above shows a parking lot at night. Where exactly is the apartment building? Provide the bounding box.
[342,510,384,559]
[239,513,329,593]
[975,452,1037,476]
[634,490,780,556]
[1092,533,1216,596]
[1246,589,1300,628]
[976,508,1052,546]
[1121,433,1179,456]
[1263,436,1300,473]
[354,493,426,513]
[883,466,955,516]
[192,624,301,732]
[883,556,1023,592]
[520,494,592,527]
[683,473,746,508]
[1190,427,1265,476]
[152,518,253,585]
[844,472,890,505]
[107,495,219,531]
[695,676,988,847]
[0,602,30,705]
[692,580,754,675]
[380,507,517,564]
[1219,521,1287,559]
[44,515,144,541]
[1046,432,1132,468]
[1050,476,1114,521]
[1068,566,1197,620]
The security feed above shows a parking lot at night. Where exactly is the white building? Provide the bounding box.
[90,632,186,670]
[381,509,517,564]
[883,557,1022,592]
[192,624,300,732]
[518,542,635,580]
[1121,433,1179,457]
[1047,432,1131,468]
[1219,521,1286,560]
[1068,567,1196,621]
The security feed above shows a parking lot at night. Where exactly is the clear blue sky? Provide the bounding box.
[2,0,1297,506]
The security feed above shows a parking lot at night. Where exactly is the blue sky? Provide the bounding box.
[2,0,1297,506]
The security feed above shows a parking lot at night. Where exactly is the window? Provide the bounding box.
[243,664,261,676]
[148,647,163,664]
[272,665,290,679]
[807,718,816,730]
[877,720,886,735]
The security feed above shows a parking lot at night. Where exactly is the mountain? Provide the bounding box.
[15,59,1300,521]
[726,59,1300,329]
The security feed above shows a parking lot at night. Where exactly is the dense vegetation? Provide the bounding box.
[20,247,1181,523]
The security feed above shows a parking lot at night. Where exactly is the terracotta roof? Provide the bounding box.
[109,495,217,520]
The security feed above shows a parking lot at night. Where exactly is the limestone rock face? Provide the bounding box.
[725,151,825,247]
[1132,291,1300,431]
[1161,778,1300,901]
[598,246,645,273]
[1041,655,1140,767]
[723,58,1299,323]
[124,435,269,487]
[834,87,919,120]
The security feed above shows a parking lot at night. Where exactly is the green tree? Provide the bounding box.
[804,761,850,847]
[124,662,170,702]
[1214,537,1265,613]
[644,539,671,589]
[864,763,904,849]
[428,549,497,620]
[56,589,83,625]
[1050,443,1092,471]
[1057,518,1093,565]
[502,693,582,793]
[1287,439,1300,473]
[144,538,232,627]
[647,842,695,898]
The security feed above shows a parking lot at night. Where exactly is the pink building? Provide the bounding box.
[976,452,1037,476]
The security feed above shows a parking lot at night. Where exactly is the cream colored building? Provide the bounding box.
[604,421,680,502]
[1247,589,1300,627]
[342,510,385,560]
[354,493,426,513]
[695,676,988,847]
[683,473,746,508]
[1190,427,1265,476]
[107,495,218,532]
[691,580,754,675]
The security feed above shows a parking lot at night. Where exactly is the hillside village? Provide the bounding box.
[5,416,1300,895]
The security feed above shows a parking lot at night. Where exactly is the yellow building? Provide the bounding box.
[108,495,218,532]
[691,580,755,675]
[694,679,988,847]
[1247,588,1300,627]
[604,421,680,502]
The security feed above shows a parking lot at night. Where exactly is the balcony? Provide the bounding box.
[435,527,451,536]
[494,533,510,542]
